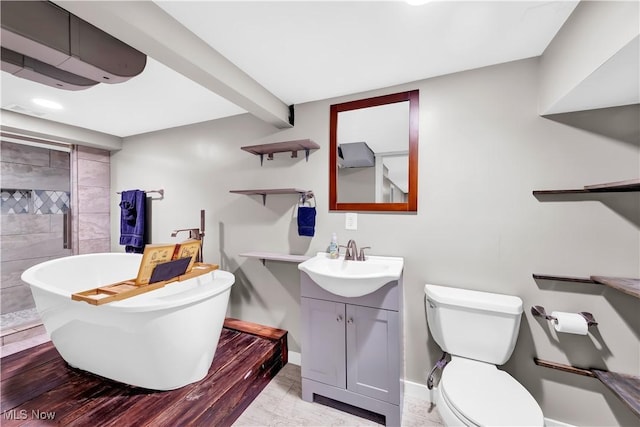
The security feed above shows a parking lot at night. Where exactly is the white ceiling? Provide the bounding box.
[0,1,581,138]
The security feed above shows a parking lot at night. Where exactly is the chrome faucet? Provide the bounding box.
[341,240,370,261]
[344,239,358,260]
[170,228,201,240]
[171,210,206,263]
[171,228,203,262]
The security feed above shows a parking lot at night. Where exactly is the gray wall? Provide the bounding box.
[338,166,376,203]
[111,58,639,426]
[539,0,639,114]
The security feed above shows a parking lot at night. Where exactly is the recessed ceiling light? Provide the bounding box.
[32,98,63,110]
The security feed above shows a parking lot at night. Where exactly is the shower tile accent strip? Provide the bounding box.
[0,318,287,426]
[33,190,70,214]
[1,189,71,214]
[0,189,30,214]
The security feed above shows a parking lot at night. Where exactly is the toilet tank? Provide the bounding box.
[425,284,523,365]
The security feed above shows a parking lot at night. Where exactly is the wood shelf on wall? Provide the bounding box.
[240,251,310,265]
[532,274,640,299]
[241,139,320,165]
[533,178,640,195]
[230,188,310,205]
[534,358,640,418]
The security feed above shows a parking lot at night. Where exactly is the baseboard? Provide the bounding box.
[402,378,437,403]
[288,351,301,366]
[544,417,576,427]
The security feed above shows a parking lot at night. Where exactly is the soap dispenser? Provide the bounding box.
[329,232,339,259]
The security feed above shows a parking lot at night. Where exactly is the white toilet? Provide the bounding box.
[424,284,544,427]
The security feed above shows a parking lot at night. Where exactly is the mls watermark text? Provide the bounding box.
[3,409,56,421]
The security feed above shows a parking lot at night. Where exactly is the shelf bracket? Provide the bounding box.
[259,154,264,166]
[305,148,310,162]
[261,194,267,206]
[291,150,298,159]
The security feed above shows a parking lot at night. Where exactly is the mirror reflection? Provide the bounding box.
[330,90,419,212]
[337,102,410,203]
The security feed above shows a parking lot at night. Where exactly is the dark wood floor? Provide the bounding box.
[1,318,287,426]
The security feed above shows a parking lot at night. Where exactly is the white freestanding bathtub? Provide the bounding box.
[21,253,235,390]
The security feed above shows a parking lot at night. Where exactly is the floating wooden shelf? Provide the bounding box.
[241,139,320,165]
[591,276,640,298]
[534,358,640,418]
[533,274,596,284]
[593,370,640,418]
[230,188,311,205]
[533,274,640,299]
[240,251,310,265]
[533,178,640,195]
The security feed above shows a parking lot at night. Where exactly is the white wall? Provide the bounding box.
[539,0,639,114]
[111,58,639,426]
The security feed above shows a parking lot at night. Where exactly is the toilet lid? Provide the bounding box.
[441,358,543,427]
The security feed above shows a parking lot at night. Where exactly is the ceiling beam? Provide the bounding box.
[52,1,292,129]
[1,110,123,151]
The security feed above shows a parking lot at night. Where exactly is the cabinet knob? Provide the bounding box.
[347,317,354,324]
[336,315,343,322]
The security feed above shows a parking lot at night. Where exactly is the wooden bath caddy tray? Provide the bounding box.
[72,240,218,306]
[72,262,219,306]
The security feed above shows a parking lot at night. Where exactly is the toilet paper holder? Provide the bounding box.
[531,305,598,328]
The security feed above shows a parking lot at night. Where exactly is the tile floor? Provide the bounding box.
[0,308,46,348]
[233,363,444,426]
[0,307,40,330]
[1,332,444,427]
[0,330,51,357]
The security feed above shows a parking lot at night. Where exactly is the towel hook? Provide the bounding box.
[299,191,315,207]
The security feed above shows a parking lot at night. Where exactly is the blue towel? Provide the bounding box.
[119,190,146,253]
[297,206,316,237]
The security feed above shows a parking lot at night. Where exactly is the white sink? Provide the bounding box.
[298,252,404,297]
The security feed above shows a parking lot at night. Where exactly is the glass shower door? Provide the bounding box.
[0,139,72,335]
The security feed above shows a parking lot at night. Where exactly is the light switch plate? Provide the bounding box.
[345,213,358,230]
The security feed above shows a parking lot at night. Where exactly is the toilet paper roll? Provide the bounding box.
[551,311,589,335]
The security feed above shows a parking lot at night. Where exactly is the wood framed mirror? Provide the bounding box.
[330,90,419,212]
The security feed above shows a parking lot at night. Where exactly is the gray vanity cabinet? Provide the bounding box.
[300,272,403,426]
[346,304,400,404]
[301,297,346,388]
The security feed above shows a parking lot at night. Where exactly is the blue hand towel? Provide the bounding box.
[297,206,316,237]
[119,190,146,253]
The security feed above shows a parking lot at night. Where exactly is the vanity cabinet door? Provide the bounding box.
[346,305,400,404]
[301,297,346,389]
